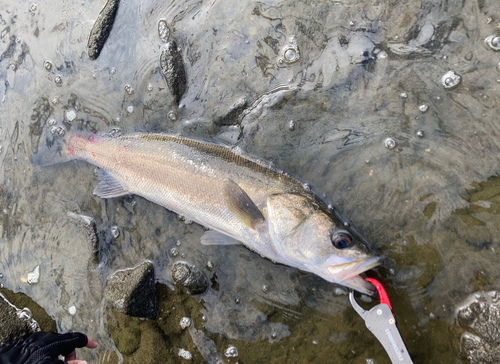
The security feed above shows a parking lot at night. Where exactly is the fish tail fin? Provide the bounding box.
[30,133,75,167]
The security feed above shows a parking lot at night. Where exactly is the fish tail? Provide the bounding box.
[30,131,78,167]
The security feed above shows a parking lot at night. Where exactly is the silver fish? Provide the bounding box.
[32,131,379,294]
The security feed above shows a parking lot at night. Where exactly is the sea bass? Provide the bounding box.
[32,132,379,294]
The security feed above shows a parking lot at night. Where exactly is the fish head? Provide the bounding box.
[264,193,380,295]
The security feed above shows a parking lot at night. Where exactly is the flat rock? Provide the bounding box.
[104,261,158,319]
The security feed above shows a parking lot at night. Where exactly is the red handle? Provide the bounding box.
[365,278,392,311]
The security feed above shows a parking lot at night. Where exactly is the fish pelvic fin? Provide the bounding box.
[200,230,241,245]
[30,134,73,167]
[93,169,130,198]
[223,179,264,229]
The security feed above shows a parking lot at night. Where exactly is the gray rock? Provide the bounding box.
[104,261,158,319]
[171,261,208,295]
[457,291,500,363]
[87,0,120,60]
[0,293,40,345]
[159,40,187,105]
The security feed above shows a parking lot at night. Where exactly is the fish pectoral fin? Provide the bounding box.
[201,230,241,245]
[223,179,265,229]
[93,169,130,198]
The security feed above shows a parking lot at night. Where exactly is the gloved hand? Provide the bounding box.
[0,331,98,364]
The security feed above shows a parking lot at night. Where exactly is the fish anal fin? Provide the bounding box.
[201,230,241,245]
[93,169,130,198]
[223,179,264,229]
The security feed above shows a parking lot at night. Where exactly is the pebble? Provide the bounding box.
[27,265,40,285]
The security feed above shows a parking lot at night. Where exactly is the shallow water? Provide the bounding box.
[1,0,500,362]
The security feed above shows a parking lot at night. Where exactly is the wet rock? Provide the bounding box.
[171,261,208,295]
[457,291,500,363]
[215,97,248,126]
[0,288,56,336]
[188,325,225,364]
[67,212,99,264]
[159,41,187,105]
[0,293,40,345]
[106,307,169,362]
[87,0,121,60]
[104,261,158,319]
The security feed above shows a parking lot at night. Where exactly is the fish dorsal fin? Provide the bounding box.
[93,169,130,198]
[223,179,265,229]
[201,230,241,245]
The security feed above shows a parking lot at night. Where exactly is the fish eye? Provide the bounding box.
[332,230,353,249]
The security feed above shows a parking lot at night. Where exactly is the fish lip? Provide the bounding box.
[342,275,378,296]
[327,256,381,280]
[327,257,380,295]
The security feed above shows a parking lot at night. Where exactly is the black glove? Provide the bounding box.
[0,332,88,364]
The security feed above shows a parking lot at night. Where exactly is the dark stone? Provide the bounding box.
[216,97,248,126]
[104,261,158,319]
[171,261,208,295]
[87,0,120,60]
[159,41,187,105]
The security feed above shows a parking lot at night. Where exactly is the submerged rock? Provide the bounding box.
[115,326,141,356]
[67,212,99,264]
[104,261,158,319]
[188,324,225,364]
[457,291,500,363]
[171,261,208,295]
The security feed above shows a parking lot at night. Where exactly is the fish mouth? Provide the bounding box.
[327,257,381,295]
[342,275,378,296]
[327,256,380,280]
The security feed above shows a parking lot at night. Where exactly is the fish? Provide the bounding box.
[31,131,380,295]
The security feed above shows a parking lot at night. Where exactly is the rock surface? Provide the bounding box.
[104,261,158,319]
[0,293,40,345]
[457,291,500,364]
[171,261,208,295]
